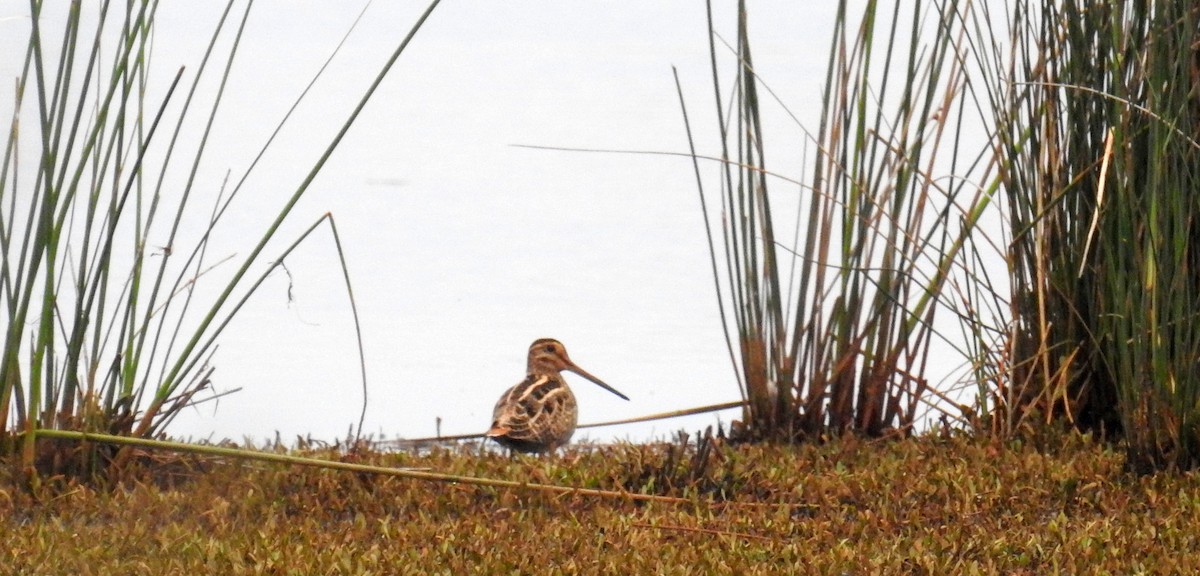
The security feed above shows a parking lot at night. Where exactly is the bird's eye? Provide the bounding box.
[544,345,556,353]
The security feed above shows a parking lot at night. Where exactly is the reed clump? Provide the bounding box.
[698,0,1200,477]
[1,0,437,481]
[691,0,991,442]
[970,0,1200,471]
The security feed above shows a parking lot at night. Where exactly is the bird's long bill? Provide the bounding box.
[567,363,630,401]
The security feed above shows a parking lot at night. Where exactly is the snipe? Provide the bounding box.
[486,338,629,453]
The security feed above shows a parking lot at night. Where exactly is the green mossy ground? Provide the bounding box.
[3,434,1198,574]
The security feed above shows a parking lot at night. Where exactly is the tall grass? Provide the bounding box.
[693,0,1200,474]
[0,0,442,480]
[682,0,994,441]
[976,0,1200,471]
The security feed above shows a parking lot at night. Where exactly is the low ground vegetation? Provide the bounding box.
[4,435,1198,574]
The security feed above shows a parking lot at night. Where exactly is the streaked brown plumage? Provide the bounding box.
[486,338,629,453]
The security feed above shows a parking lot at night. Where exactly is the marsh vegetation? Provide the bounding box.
[3,0,1200,571]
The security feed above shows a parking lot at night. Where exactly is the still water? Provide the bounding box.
[2,1,898,444]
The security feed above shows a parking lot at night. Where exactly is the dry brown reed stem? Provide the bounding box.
[32,429,799,509]
[576,400,748,430]
[383,400,748,445]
